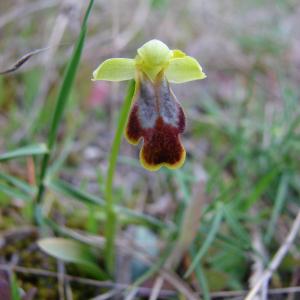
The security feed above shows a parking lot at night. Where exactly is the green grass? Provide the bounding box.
[35,0,95,222]
[0,0,299,298]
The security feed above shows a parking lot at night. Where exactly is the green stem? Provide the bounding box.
[104,79,136,274]
[34,0,94,224]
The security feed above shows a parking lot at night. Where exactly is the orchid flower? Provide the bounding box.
[93,39,206,171]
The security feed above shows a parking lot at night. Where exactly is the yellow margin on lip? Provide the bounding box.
[139,141,186,172]
[138,82,186,172]
[124,72,186,171]
[124,131,141,145]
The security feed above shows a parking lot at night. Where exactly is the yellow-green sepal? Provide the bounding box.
[171,49,186,58]
[92,58,135,81]
[165,56,206,83]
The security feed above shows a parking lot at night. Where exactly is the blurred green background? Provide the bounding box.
[0,0,300,299]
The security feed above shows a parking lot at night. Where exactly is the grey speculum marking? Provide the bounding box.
[159,79,179,127]
[137,76,179,129]
[138,78,158,128]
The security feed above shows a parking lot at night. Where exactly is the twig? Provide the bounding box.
[0,47,50,75]
[0,264,300,298]
[149,277,165,300]
[124,288,139,300]
[210,287,300,299]
[248,207,268,300]
[0,264,174,298]
[245,210,300,300]
[57,261,66,300]
[65,282,73,300]
[91,290,121,300]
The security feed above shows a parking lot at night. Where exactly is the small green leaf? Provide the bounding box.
[93,58,135,81]
[38,238,106,279]
[10,273,21,300]
[166,56,206,83]
[0,143,48,162]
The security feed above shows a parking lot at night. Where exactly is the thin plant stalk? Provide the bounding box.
[34,0,94,223]
[104,79,136,274]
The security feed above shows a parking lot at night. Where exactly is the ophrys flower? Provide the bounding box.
[93,39,206,171]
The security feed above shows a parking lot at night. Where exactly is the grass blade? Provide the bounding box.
[242,168,279,211]
[0,143,48,162]
[264,173,289,244]
[185,206,223,278]
[47,178,167,230]
[46,0,94,151]
[0,171,36,195]
[48,178,105,206]
[0,182,31,201]
[223,205,250,246]
[190,245,211,300]
[35,0,95,218]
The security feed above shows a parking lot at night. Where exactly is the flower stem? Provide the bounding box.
[104,79,136,274]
